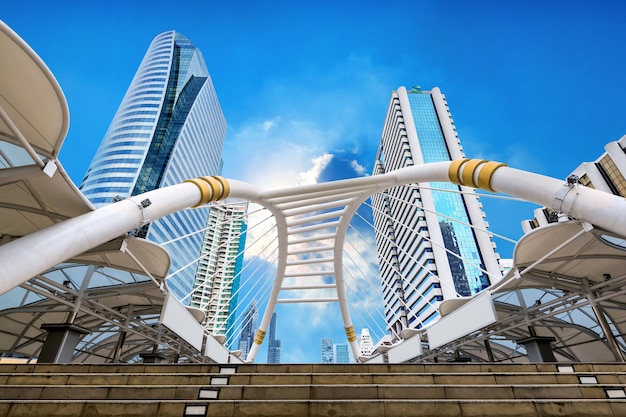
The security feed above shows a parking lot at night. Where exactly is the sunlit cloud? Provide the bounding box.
[297,153,333,185]
[350,159,367,176]
[262,117,279,132]
[223,117,342,190]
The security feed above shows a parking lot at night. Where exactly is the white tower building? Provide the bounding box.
[372,86,502,336]
[359,328,373,357]
[191,204,247,344]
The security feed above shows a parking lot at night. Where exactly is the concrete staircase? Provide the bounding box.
[1,362,626,416]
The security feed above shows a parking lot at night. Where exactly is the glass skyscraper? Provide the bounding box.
[238,302,258,360]
[267,312,281,364]
[79,31,227,300]
[333,343,350,363]
[372,86,502,335]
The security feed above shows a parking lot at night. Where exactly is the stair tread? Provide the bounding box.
[1,398,625,403]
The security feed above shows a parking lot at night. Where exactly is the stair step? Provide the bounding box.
[5,363,626,374]
[0,383,622,401]
[3,371,626,387]
[210,383,621,400]
[202,398,626,417]
[0,385,206,400]
[223,372,626,385]
[0,400,208,417]
[0,373,213,385]
[2,363,626,416]
[1,399,625,417]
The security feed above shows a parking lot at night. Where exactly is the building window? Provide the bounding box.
[596,155,626,197]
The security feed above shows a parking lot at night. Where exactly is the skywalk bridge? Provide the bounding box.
[3,19,626,366]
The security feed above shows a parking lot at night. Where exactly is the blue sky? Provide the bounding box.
[4,1,626,362]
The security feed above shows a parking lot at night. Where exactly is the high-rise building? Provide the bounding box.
[372,86,502,335]
[238,302,258,359]
[320,338,334,364]
[359,328,373,357]
[191,204,247,348]
[571,135,626,197]
[267,312,281,364]
[320,338,352,363]
[79,31,227,301]
[333,343,350,363]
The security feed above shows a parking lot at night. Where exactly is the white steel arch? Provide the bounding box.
[3,159,626,362]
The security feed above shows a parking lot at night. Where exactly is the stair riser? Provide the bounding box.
[213,385,611,400]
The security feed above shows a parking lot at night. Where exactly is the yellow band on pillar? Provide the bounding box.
[448,158,469,186]
[254,329,266,345]
[461,159,487,188]
[213,176,231,200]
[345,325,357,342]
[477,161,507,192]
[184,178,211,207]
[200,176,222,202]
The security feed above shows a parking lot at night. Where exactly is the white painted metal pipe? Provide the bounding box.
[489,166,626,238]
[0,182,202,295]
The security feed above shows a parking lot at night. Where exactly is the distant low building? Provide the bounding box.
[359,328,373,357]
[320,338,334,364]
[333,343,350,363]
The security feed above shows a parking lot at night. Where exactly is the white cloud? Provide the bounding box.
[350,159,367,176]
[297,153,333,185]
[262,117,279,132]
[222,117,341,190]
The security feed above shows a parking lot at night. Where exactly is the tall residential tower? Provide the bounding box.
[79,31,227,300]
[191,204,247,348]
[372,86,502,336]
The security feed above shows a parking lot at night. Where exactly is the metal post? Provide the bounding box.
[584,278,625,362]
[482,333,495,362]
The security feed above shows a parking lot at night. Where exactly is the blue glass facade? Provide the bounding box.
[80,31,227,301]
[227,219,247,348]
[408,93,490,296]
[238,303,258,359]
[267,312,281,364]
[372,86,498,334]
